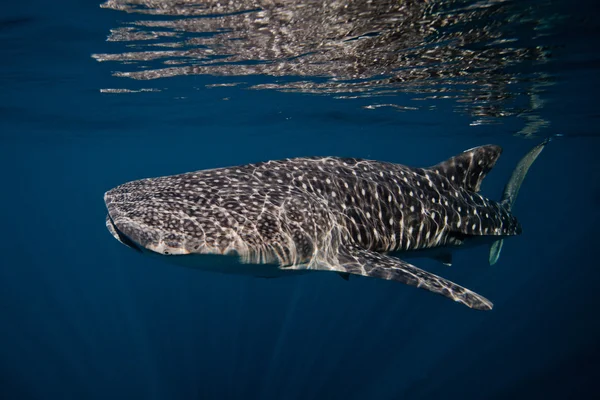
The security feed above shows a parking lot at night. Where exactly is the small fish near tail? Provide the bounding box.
[489,136,554,265]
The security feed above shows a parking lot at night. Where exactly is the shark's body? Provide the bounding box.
[105,141,548,310]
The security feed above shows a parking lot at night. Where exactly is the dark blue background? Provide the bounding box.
[1,1,599,399]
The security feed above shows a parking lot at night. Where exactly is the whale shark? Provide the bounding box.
[105,140,549,310]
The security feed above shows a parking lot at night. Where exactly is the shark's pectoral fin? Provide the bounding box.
[336,245,492,310]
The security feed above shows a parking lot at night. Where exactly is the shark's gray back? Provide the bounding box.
[105,152,519,265]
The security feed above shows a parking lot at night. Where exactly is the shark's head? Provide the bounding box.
[103,183,196,256]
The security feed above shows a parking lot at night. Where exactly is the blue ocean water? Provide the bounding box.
[1,0,599,399]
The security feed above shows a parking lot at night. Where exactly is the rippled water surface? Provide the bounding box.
[93,0,560,130]
[1,1,599,399]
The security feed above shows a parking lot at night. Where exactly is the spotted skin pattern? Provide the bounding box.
[105,145,523,310]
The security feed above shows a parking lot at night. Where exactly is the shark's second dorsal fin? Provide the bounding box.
[429,145,503,192]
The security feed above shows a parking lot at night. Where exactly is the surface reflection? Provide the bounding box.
[93,0,556,130]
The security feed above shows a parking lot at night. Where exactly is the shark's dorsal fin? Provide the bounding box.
[429,145,502,192]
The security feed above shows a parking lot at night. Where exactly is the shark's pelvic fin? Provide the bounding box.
[433,252,453,267]
[337,272,351,281]
[429,144,503,193]
[335,245,493,310]
[489,137,551,265]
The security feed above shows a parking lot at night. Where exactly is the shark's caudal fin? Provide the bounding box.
[489,138,552,265]
[429,144,503,192]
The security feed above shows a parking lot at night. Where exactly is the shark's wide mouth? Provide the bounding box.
[105,214,143,253]
[104,186,196,256]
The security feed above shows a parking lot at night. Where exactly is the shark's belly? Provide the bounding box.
[146,251,309,278]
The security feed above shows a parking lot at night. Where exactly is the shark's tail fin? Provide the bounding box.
[489,137,553,265]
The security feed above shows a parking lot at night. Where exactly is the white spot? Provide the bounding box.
[472,223,476,230]
[410,206,415,212]
[366,212,371,218]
